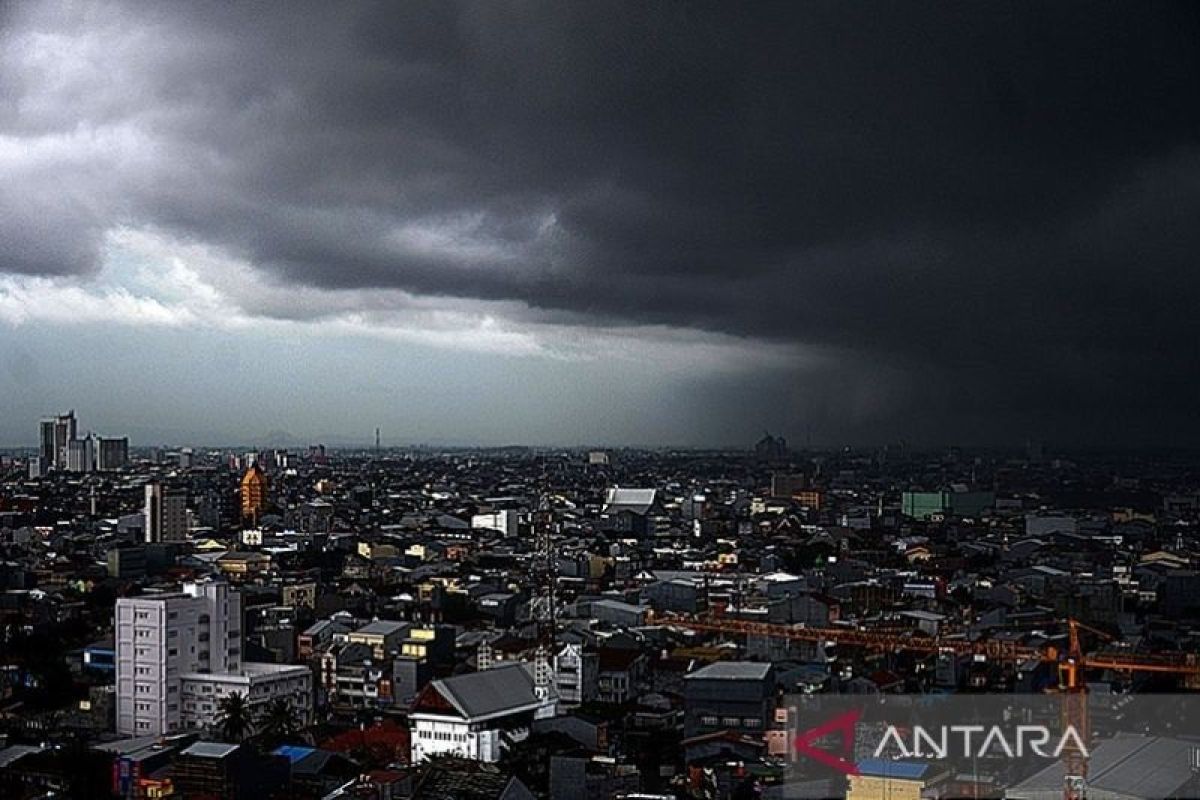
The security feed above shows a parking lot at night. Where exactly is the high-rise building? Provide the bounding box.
[198,488,233,532]
[39,420,56,467]
[753,432,788,462]
[98,437,129,471]
[38,410,77,470]
[240,465,267,524]
[145,482,188,543]
[67,435,96,473]
[55,410,76,467]
[114,582,313,737]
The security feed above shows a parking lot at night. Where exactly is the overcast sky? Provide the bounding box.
[2,2,1199,448]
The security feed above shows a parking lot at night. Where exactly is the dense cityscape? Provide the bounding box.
[2,410,1200,797]
[5,1,1200,798]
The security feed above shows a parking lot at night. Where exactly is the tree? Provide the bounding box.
[256,698,301,746]
[216,691,253,743]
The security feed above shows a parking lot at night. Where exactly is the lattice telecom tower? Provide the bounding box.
[530,497,558,703]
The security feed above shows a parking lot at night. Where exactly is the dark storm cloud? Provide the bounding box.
[4,1,1200,443]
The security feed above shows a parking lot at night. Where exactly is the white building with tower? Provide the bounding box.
[409,663,556,763]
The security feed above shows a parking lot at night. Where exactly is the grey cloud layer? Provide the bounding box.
[3,1,1200,444]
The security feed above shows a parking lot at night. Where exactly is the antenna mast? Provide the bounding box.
[531,496,558,708]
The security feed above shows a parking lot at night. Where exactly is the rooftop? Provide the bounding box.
[355,619,410,636]
[685,661,773,681]
[417,663,542,721]
[180,741,240,759]
[856,759,933,780]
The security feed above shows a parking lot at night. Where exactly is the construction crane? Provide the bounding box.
[650,611,1200,799]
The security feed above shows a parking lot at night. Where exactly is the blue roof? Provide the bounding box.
[856,759,931,780]
[272,745,316,763]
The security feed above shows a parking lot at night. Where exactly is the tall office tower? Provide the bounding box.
[145,482,189,543]
[240,464,267,525]
[38,410,77,469]
[67,435,96,473]
[98,437,129,471]
[115,582,310,737]
[38,419,56,467]
[28,457,45,479]
[55,410,77,467]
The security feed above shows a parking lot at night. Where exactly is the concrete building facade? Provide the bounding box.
[179,663,311,732]
[116,581,241,736]
[145,483,188,543]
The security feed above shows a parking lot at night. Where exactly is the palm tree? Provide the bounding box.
[256,697,301,746]
[216,691,252,743]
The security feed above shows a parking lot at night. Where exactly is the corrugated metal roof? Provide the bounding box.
[355,620,409,636]
[181,742,239,759]
[856,759,931,780]
[0,745,44,769]
[1007,735,1199,800]
[433,663,539,720]
[603,488,657,514]
[272,745,316,763]
[685,661,773,681]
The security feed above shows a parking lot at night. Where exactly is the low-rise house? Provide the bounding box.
[349,620,411,660]
[179,662,311,732]
[596,648,646,704]
[409,664,555,763]
[216,551,271,581]
[298,619,351,661]
[683,661,775,738]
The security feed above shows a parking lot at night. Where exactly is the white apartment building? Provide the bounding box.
[116,583,312,738]
[116,581,241,736]
[180,662,311,732]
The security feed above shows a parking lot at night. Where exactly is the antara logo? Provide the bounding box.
[873,725,1089,760]
[792,708,863,776]
[792,709,1089,777]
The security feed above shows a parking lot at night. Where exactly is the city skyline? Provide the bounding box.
[4,3,1200,448]
[4,5,1200,797]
